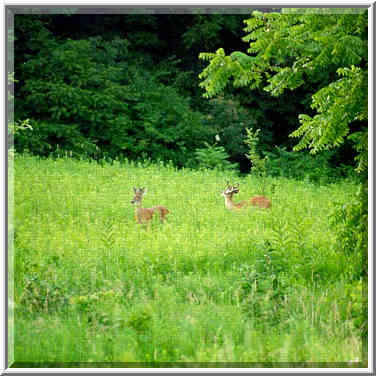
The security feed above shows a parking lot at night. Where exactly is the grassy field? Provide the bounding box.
[10,154,365,366]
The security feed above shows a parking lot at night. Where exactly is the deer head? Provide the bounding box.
[221,181,271,210]
[131,187,147,204]
[222,181,240,197]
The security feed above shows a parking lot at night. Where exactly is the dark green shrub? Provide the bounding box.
[200,96,262,171]
[264,146,342,184]
[16,36,208,166]
[194,141,238,171]
[15,120,99,159]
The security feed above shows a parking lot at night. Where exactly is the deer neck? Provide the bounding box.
[224,194,237,209]
[134,201,144,212]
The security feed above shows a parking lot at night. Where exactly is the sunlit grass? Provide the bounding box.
[12,154,363,365]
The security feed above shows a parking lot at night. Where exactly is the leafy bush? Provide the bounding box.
[198,10,368,174]
[244,128,269,194]
[329,181,367,340]
[239,246,290,327]
[330,183,367,280]
[20,271,70,314]
[12,119,32,135]
[200,97,260,168]
[194,141,238,171]
[264,146,343,184]
[16,36,208,167]
[15,120,99,159]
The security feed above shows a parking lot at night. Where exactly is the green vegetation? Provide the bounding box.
[13,13,249,170]
[13,10,367,174]
[198,9,368,354]
[194,141,238,172]
[13,155,365,364]
[15,36,207,166]
[244,128,268,195]
[9,7,368,366]
[199,8,367,172]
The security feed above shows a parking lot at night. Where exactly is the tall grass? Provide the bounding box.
[12,154,364,365]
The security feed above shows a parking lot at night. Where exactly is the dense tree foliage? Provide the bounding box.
[16,35,210,165]
[12,9,367,176]
[199,9,368,173]
[13,12,257,168]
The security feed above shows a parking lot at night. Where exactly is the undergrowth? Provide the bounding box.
[11,154,365,365]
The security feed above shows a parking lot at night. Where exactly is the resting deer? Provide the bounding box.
[221,181,271,210]
[131,187,169,225]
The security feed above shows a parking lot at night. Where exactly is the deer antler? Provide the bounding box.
[225,182,240,194]
[231,183,240,193]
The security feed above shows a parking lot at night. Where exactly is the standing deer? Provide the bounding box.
[221,181,271,210]
[131,187,169,225]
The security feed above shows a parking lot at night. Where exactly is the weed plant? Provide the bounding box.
[12,154,364,365]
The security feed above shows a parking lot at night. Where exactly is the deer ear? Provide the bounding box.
[143,187,147,195]
[133,187,137,192]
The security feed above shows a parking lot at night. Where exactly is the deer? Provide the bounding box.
[221,181,271,210]
[131,187,169,225]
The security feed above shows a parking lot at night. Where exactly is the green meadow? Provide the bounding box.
[11,154,364,365]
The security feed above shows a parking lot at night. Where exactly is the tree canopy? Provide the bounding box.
[199,9,368,172]
[11,8,368,176]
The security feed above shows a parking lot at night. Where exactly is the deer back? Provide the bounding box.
[251,195,271,209]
